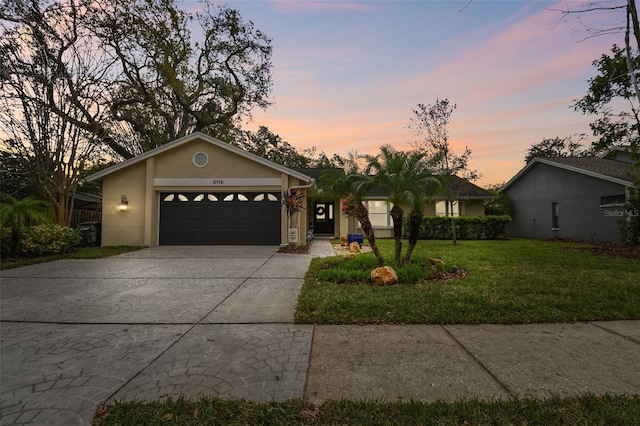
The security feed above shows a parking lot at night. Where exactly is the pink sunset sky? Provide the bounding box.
[198,0,627,186]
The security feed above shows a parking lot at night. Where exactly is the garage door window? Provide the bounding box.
[162,194,188,202]
[253,193,278,202]
[193,194,219,202]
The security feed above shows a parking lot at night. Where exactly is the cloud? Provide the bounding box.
[269,0,374,14]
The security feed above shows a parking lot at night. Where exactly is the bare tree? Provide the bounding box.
[89,0,273,157]
[0,78,101,226]
[551,1,640,107]
[409,99,479,245]
[1,0,273,160]
[1,0,105,225]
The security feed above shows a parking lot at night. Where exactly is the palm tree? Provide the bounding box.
[369,146,439,265]
[0,195,50,255]
[319,170,386,267]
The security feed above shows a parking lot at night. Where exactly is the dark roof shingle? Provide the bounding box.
[542,157,640,182]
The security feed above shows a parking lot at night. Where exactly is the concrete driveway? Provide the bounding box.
[1,246,314,425]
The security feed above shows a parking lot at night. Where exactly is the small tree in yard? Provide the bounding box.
[320,171,385,267]
[368,145,439,265]
[409,99,479,245]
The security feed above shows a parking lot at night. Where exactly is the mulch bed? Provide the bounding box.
[277,245,310,254]
[566,243,640,259]
[423,267,469,284]
[549,239,640,259]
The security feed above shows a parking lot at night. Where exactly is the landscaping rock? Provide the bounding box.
[370,266,399,285]
[349,241,360,253]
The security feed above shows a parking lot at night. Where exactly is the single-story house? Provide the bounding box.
[501,147,640,243]
[299,170,495,239]
[85,132,315,246]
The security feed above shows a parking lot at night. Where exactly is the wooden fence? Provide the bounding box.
[71,210,102,227]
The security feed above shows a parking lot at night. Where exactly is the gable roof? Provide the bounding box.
[439,175,495,199]
[363,175,495,200]
[84,132,314,184]
[502,156,640,191]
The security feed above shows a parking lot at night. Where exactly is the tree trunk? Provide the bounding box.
[450,201,458,245]
[390,204,404,263]
[355,202,385,266]
[402,211,422,265]
[626,1,640,110]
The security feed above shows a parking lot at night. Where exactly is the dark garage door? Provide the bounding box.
[159,192,281,245]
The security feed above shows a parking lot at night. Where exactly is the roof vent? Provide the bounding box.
[193,152,209,168]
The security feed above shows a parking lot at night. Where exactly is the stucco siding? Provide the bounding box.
[154,140,280,179]
[101,162,147,246]
[504,162,626,242]
[96,135,317,247]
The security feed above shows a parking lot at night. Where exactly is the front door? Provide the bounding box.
[313,202,335,235]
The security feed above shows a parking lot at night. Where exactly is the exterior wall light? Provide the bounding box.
[119,195,129,211]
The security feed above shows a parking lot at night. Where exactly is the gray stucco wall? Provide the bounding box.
[504,163,628,242]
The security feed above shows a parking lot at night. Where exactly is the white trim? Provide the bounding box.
[154,178,282,187]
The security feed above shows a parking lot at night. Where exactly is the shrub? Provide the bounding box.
[0,227,11,257]
[20,224,81,256]
[403,215,511,240]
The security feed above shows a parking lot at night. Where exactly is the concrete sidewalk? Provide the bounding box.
[305,322,640,404]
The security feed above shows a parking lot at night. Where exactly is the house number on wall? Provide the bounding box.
[212,179,224,185]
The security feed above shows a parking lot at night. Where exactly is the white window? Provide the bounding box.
[435,201,460,217]
[365,200,392,227]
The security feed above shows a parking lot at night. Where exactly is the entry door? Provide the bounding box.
[313,202,335,235]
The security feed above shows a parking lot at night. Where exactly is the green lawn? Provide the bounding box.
[295,238,640,324]
[0,246,143,270]
[95,394,640,425]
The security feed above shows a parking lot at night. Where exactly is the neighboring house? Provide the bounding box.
[502,148,640,243]
[85,132,314,246]
[299,169,495,239]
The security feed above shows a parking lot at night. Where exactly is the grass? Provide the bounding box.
[94,394,640,425]
[295,238,640,324]
[0,246,143,270]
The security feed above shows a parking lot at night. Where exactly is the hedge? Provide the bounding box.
[403,215,511,240]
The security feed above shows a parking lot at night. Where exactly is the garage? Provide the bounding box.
[84,132,314,247]
[159,191,281,245]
